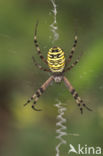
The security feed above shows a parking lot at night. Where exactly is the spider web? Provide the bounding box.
[49,1,80,156]
[54,100,67,156]
[50,0,59,43]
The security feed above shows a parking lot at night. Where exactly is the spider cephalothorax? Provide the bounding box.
[24,22,92,114]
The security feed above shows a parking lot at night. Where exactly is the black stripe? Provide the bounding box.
[74,61,78,65]
[31,105,34,109]
[34,101,37,104]
[74,40,77,43]
[57,54,60,57]
[40,55,44,59]
[83,103,85,107]
[35,44,39,47]
[44,69,48,71]
[74,93,78,99]
[31,97,34,100]
[38,51,40,54]
[71,50,74,54]
[32,105,34,108]
[27,100,30,103]
[34,40,37,43]
[71,89,75,95]
[44,69,47,71]
[39,87,44,93]
[73,43,76,47]
[32,105,37,110]
[36,91,40,97]
[80,108,83,114]
[50,54,54,58]
[69,55,72,59]
[80,99,83,103]
[78,103,80,106]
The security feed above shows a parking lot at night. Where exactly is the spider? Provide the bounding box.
[24,22,92,114]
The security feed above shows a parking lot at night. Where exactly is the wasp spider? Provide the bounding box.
[24,22,92,114]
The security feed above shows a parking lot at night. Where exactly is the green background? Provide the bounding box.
[0,0,103,156]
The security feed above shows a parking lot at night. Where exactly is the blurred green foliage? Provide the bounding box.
[0,0,103,156]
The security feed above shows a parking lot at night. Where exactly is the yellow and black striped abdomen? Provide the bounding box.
[47,47,65,73]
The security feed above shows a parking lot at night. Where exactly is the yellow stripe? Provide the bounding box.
[47,59,65,65]
[50,67,64,71]
[48,51,64,55]
[48,58,65,63]
[49,64,64,68]
[49,63,65,68]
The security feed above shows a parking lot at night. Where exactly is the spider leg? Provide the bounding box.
[66,35,78,64]
[64,55,81,72]
[32,56,51,72]
[63,76,92,114]
[34,21,48,64]
[24,76,54,111]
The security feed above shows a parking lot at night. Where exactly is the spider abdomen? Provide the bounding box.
[47,47,65,73]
